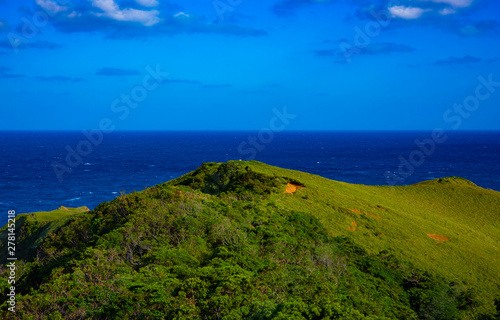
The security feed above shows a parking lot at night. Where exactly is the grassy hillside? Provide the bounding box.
[0,206,89,262]
[1,161,499,319]
[235,162,500,301]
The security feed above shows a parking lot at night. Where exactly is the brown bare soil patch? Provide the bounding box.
[350,209,382,219]
[365,212,382,219]
[284,183,306,194]
[348,221,358,231]
[427,234,451,242]
[59,206,69,211]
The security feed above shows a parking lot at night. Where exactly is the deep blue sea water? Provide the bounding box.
[1,131,499,225]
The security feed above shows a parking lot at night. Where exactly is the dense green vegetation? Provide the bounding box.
[1,161,499,319]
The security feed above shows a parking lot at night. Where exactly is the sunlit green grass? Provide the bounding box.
[0,206,89,259]
[238,161,500,310]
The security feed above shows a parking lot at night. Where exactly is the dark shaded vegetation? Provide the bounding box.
[174,162,285,197]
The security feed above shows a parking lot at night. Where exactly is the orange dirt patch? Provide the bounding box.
[427,234,451,242]
[350,209,382,219]
[284,183,306,194]
[348,221,358,231]
[365,212,382,219]
[84,206,90,212]
[59,206,69,211]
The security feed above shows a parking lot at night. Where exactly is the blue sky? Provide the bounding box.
[0,0,499,130]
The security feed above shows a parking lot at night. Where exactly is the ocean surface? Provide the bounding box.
[1,131,499,225]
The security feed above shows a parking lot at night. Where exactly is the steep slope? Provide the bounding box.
[0,206,89,262]
[1,161,499,319]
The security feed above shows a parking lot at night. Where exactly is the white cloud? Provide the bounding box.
[388,6,427,19]
[67,11,82,18]
[36,0,68,14]
[135,0,159,7]
[91,0,160,26]
[174,12,190,18]
[439,7,457,15]
[428,0,473,8]
[92,0,117,13]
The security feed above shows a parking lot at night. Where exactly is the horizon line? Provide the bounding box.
[1,129,500,133]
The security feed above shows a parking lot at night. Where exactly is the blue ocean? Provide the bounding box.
[1,131,499,225]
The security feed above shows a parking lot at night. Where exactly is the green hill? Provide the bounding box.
[0,206,90,262]
[1,161,499,319]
